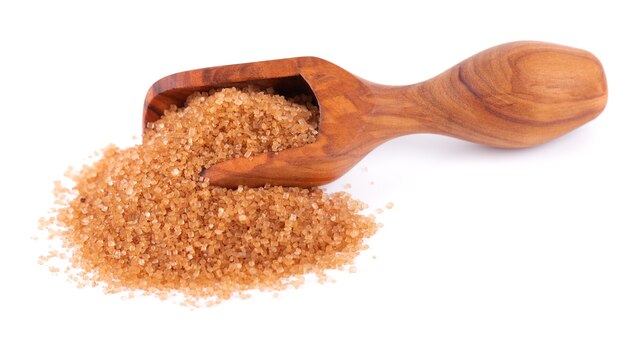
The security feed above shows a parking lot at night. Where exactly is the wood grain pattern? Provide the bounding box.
[143,41,607,188]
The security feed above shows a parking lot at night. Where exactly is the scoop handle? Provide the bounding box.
[370,41,608,147]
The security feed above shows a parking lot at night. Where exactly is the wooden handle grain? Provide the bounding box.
[369,41,608,147]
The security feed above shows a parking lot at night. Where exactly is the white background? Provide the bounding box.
[1,1,624,339]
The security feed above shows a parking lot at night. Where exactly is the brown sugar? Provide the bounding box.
[41,87,378,305]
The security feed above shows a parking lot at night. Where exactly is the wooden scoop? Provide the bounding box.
[143,41,607,188]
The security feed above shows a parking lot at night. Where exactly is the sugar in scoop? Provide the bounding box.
[41,87,378,306]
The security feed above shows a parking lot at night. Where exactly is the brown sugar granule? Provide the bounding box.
[42,87,378,305]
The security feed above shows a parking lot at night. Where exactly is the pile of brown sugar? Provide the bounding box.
[41,87,378,305]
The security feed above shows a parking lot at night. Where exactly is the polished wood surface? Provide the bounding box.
[144,41,607,188]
